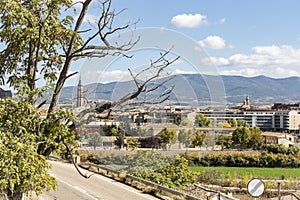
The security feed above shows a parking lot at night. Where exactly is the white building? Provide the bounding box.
[244,110,300,132]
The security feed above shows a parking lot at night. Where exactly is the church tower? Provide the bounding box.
[77,76,84,107]
[240,96,250,110]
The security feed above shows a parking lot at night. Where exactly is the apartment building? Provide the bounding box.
[242,110,300,132]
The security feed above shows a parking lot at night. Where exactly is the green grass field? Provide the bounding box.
[189,166,300,179]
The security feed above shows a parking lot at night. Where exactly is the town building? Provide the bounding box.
[199,110,244,126]
[244,110,300,132]
[262,132,296,147]
[76,76,85,107]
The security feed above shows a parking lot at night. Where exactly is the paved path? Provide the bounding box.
[40,161,159,200]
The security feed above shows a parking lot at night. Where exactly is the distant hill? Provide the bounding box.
[59,74,300,105]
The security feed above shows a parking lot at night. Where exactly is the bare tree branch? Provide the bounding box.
[76,49,179,122]
[63,141,94,179]
[65,71,78,80]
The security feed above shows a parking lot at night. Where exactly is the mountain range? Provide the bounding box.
[59,74,300,105]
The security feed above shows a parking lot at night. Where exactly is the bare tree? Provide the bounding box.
[77,49,179,121]
[0,0,180,183]
[36,0,180,159]
[48,0,139,114]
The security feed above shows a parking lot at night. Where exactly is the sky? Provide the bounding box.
[2,0,298,88]
[67,0,300,85]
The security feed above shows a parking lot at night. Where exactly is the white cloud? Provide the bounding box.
[198,35,226,49]
[171,13,207,28]
[218,18,226,24]
[221,67,300,78]
[172,69,197,75]
[212,45,300,78]
[214,45,300,67]
[83,14,98,23]
[84,70,131,84]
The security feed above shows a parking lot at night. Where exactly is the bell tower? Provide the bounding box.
[77,76,84,107]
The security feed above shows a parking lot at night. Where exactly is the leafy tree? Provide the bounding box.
[124,137,140,150]
[248,127,263,149]
[161,128,177,150]
[216,134,232,150]
[178,128,193,148]
[180,117,193,126]
[192,130,206,148]
[227,118,238,127]
[88,133,102,150]
[195,114,211,127]
[111,127,119,136]
[217,121,231,128]
[237,119,249,127]
[232,127,251,148]
[204,132,215,149]
[178,129,186,144]
[115,131,125,149]
[0,98,76,200]
[186,129,194,147]
[130,156,197,190]
[0,0,178,198]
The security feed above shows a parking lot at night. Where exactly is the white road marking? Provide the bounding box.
[92,173,157,200]
[49,161,158,200]
[54,176,99,200]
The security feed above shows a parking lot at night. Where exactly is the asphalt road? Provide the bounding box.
[40,161,159,200]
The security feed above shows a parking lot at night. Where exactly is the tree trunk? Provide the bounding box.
[6,190,23,200]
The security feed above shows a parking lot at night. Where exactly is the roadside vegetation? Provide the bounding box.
[189,166,300,179]
[86,151,197,190]
[81,113,300,192]
[82,143,300,191]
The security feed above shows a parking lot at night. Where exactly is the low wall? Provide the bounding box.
[79,162,200,200]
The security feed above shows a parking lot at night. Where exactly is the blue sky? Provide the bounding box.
[69,0,300,84]
[2,1,300,88]
[108,0,300,77]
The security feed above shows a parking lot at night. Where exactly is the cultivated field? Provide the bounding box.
[190,166,300,179]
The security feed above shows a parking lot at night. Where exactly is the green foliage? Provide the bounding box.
[216,134,232,150]
[179,117,193,126]
[88,133,102,150]
[198,168,223,184]
[227,118,237,127]
[192,130,206,148]
[190,166,300,179]
[111,127,119,136]
[115,131,125,149]
[232,127,263,149]
[203,132,215,148]
[265,144,300,155]
[248,127,263,149]
[237,119,249,127]
[0,98,66,197]
[232,127,251,146]
[178,129,192,147]
[195,114,211,127]
[161,128,177,149]
[87,151,196,190]
[0,0,77,92]
[129,155,197,190]
[190,152,300,168]
[217,121,231,128]
[124,137,140,150]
